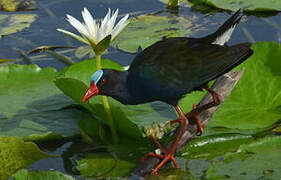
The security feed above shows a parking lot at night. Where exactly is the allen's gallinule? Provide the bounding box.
[82,9,253,174]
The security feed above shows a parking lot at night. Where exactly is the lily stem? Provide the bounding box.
[96,54,119,144]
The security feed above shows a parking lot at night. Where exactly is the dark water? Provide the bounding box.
[2,0,280,178]
[0,0,280,69]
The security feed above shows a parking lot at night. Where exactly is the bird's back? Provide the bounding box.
[127,37,253,105]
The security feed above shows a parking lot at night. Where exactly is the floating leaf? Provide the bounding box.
[160,0,192,7]
[0,136,52,180]
[189,0,281,12]
[0,64,90,139]
[76,153,135,178]
[207,136,281,179]
[0,14,36,38]
[207,42,281,130]
[12,169,75,180]
[112,13,196,53]
[0,0,36,12]
[180,133,253,159]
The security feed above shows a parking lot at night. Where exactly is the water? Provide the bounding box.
[2,0,280,178]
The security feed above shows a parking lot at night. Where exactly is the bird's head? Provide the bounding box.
[82,69,127,103]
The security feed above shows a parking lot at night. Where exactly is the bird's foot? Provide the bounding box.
[140,149,179,175]
[140,106,188,175]
[140,135,178,175]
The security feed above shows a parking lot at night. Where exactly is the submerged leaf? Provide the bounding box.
[0,59,13,63]
[0,136,52,180]
[27,45,75,55]
[76,153,135,178]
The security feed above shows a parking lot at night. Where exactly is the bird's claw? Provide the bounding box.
[141,151,179,175]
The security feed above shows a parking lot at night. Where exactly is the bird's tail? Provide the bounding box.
[201,9,245,46]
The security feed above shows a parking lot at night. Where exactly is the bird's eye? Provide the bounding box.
[100,78,107,85]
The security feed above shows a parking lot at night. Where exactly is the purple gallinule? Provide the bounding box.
[82,9,253,174]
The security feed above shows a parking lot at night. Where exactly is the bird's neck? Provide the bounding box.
[105,70,134,105]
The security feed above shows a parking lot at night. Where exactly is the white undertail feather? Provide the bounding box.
[212,25,236,46]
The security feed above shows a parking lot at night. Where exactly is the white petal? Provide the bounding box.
[101,8,111,29]
[66,14,90,37]
[111,14,129,39]
[57,28,89,45]
[96,23,103,42]
[82,8,96,40]
[107,9,119,32]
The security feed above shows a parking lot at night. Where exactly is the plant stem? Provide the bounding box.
[96,54,119,144]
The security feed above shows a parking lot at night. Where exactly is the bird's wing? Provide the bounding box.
[129,38,252,92]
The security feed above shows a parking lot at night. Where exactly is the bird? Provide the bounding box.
[82,9,253,174]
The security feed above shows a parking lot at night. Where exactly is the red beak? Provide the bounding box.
[82,82,99,103]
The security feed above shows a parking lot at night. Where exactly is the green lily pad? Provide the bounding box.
[76,153,135,178]
[0,14,36,38]
[12,169,75,180]
[189,0,281,12]
[180,133,253,159]
[0,0,36,12]
[207,136,281,179]
[76,139,149,178]
[0,136,52,180]
[0,64,89,139]
[207,42,281,130]
[55,59,178,140]
[112,14,196,53]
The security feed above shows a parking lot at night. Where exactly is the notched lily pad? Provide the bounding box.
[0,136,52,180]
[112,13,197,53]
[0,14,36,38]
[189,0,281,12]
[207,136,281,179]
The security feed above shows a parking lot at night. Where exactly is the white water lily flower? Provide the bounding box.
[57,8,130,48]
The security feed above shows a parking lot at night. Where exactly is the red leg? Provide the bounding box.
[168,87,221,136]
[191,104,204,135]
[140,106,188,175]
[186,87,221,135]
